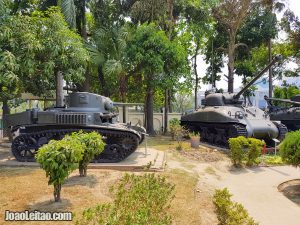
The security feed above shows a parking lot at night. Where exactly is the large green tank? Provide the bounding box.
[264,95,300,131]
[6,92,146,162]
[181,55,287,146]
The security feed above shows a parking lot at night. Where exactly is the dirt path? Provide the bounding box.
[167,150,300,225]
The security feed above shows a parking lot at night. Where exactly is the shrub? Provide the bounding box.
[229,137,264,167]
[213,188,258,225]
[77,173,175,225]
[228,136,249,166]
[247,138,265,166]
[169,118,181,140]
[67,131,105,176]
[280,130,300,167]
[36,138,84,202]
[169,119,187,150]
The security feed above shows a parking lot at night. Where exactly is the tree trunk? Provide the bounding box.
[98,65,109,96]
[146,86,155,135]
[168,90,172,113]
[194,40,200,109]
[81,0,87,40]
[227,35,235,93]
[54,183,62,202]
[82,67,90,92]
[56,71,64,107]
[79,164,87,177]
[268,39,273,97]
[2,99,10,138]
[164,89,169,134]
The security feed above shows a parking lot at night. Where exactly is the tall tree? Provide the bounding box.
[260,0,285,97]
[126,23,187,134]
[213,0,252,93]
[176,0,215,109]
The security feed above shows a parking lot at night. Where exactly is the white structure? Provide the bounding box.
[117,107,182,133]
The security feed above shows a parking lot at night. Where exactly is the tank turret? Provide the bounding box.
[264,95,300,131]
[203,55,282,107]
[181,55,287,147]
[6,92,146,163]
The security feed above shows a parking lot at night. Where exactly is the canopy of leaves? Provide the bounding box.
[0,7,89,99]
[126,23,188,89]
[36,138,84,185]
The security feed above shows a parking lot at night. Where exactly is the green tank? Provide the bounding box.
[264,95,300,131]
[181,55,287,146]
[6,92,146,162]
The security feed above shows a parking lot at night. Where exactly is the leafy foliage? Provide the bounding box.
[78,173,175,225]
[228,136,265,166]
[228,136,249,166]
[247,138,265,166]
[169,118,181,140]
[280,130,300,167]
[67,131,105,177]
[0,7,88,100]
[213,188,258,225]
[35,138,84,202]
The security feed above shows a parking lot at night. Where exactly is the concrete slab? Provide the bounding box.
[204,165,300,225]
[0,143,166,171]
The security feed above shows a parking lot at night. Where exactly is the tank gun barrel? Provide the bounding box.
[233,55,282,100]
[113,102,144,106]
[264,96,300,106]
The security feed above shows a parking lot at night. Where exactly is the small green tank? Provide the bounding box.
[6,92,146,162]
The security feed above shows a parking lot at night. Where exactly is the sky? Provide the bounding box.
[197,0,300,93]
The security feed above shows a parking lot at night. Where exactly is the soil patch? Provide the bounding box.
[179,148,226,162]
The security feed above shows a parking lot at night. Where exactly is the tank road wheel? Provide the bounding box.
[93,144,123,163]
[12,135,38,162]
[120,134,138,153]
[200,127,209,142]
[215,128,227,146]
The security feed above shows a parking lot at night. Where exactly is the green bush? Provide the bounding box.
[169,118,181,140]
[280,130,300,167]
[36,138,84,202]
[67,131,106,176]
[261,155,284,165]
[247,138,265,166]
[213,188,258,225]
[77,173,175,225]
[229,137,264,167]
[228,136,249,166]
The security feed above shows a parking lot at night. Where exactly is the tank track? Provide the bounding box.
[11,128,139,163]
[274,122,288,141]
[183,122,247,147]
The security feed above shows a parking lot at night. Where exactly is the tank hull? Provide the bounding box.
[181,105,286,146]
[268,107,300,131]
[6,92,146,163]
[11,124,141,163]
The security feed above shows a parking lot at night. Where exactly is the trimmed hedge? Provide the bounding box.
[228,137,265,166]
[213,188,258,225]
[280,130,300,167]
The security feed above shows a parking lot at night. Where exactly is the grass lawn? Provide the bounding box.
[0,135,219,225]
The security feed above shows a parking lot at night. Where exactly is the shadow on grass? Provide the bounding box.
[64,174,98,188]
[29,198,72,211]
